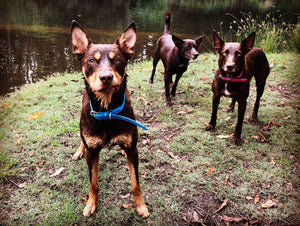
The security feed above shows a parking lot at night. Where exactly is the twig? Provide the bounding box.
[194,206,219,226]
[4,176,20,188]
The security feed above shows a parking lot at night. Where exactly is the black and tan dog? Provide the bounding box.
[205,31,270,145]
[149,11,203,106]
[71,20,149,218]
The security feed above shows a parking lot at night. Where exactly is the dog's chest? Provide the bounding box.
[223,83,231,96]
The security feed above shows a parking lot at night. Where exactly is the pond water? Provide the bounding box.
[0,0,299,95]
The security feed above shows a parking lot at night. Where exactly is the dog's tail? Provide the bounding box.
[164,11,171,34]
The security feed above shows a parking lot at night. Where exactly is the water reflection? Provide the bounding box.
[0,0,299,95]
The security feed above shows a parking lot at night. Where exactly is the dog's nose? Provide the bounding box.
[193,53,199,59]
[99,73,113,84]
[226,65,234,72]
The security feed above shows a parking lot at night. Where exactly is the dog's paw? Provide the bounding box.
[205,124,214,131]
[136,204,149,218]
[249,116,258,124]
[83,202,97,217]
[71,151,84,161]
[226,107,234,113]
[233,137,243,146]
[149,79,153,84]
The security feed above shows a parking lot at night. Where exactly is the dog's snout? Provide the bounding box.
[99,73,113,84]
[226,65,234,72]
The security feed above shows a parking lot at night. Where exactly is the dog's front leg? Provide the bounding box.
[83,148,100,217]
[126,147,149,218]
[164,73,172,106]
[205,94,221,131]
[234,99,247,145]
[227,97,236,113]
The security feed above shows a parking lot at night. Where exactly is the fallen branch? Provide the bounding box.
[4,176,20,188]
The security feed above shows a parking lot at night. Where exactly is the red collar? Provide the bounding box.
[218,71,247,82]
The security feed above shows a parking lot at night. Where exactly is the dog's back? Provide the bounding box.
[246,47,269,84]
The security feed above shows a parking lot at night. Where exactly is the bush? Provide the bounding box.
[225,11,297,53]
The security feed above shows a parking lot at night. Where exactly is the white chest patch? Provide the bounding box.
[224,83,231,96]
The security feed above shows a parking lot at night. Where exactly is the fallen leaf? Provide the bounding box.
[50,167,65,177]
[8,124,13,131]
[105,199,110,205]
[261,199,277,208]
[17,139,22,145]
[205,56,209,60]
[121,203,133,210]
[222,215,247,223]
[28,151,35,157]
[270,157,277,165]
[120,193,130,199]
[246,196,253,200]
[200,76,207,80]
[27,112,43,120]
[257,132,266,142]
[208,167,215,174]
[288,155,294,160]
[254,195,259,204]
[215,199,229,213]
[217,134,232,139]
[192,210,200,222]
[62,82,68,86]
[251,135,259,140]
[283,115,291,120]
[18,182,27,188]
[0,103,9,108]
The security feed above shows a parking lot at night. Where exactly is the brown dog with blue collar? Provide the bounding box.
[205,31,270,145]
[71,20,149,218]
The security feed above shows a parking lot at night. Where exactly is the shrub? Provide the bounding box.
[225,11,297,53]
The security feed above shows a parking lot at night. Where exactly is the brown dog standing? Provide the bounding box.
[71,20,149,218]
[205,31,269,145]
[149,11,203,106]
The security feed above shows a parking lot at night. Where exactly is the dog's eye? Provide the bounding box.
[222,51,228,56]
[114,58,121,63]
[88,58,95,64]
[236,52,242,57]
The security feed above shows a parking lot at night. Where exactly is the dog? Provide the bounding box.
[70,20,149,218]
[205,31,270,145]
[149,11,203,106]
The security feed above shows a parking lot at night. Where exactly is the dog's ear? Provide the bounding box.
[115,21,136,57]
[195,35,204,47]
[213,30,224,54]
[241,32,255,53]
[172,35,184,49]
[71,20,91,60]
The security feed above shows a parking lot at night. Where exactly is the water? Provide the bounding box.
[0,0,299,95]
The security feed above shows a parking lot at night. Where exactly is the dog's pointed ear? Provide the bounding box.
[241,32,255,53]
[71,20,91,60]
[115,21,136,58]
[195,35,204,47]
[172,35,184,49]
[213,30,224,54]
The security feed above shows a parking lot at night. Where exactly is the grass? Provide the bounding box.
[1,52,299,225]
[221,11,298,53]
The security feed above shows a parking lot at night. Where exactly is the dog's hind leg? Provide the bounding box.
[126,147,149,218]
[227,97,236,113]
[250,80,266,123]
[72,141,85,160]
[149,47,160,83]
[171,72,183,97]
[83,149,100,217]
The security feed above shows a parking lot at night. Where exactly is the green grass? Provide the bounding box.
[0,53,299,225]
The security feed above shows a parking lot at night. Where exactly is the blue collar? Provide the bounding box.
[89,93,148,130]
[174,50,185,68]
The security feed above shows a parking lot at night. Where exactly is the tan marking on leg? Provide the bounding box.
[127,158,149,218]
[72,141,85,160]
[83,134,104,149]
[111,135,132,148]
[83,153,99,217]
